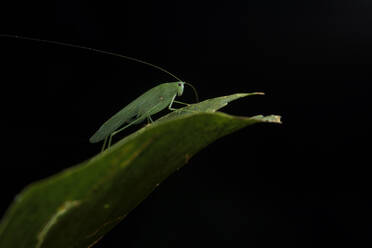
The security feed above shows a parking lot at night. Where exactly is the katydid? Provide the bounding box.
[0,34,199,151]
[90,81,198,151]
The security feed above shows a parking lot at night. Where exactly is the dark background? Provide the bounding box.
[0,0,371,247]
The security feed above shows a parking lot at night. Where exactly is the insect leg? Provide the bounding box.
[106,119,139,149]
[169,96,192,112]
[142,102,163,124]
[101,136,108,152]
[168,95,177,111]
[169,96,197,115]
[112,121,135,137]
[173,100,190,106]
[106,102,163,149]
[108,133,114,148]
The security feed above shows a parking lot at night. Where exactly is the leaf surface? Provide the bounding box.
[0,93,281,248]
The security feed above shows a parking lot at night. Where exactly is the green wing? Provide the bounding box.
[89,83,179,143]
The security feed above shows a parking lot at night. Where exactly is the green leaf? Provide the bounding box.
[158,92,265,121]
[0,93,281,248]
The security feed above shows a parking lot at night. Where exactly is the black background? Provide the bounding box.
[0,1,371,247]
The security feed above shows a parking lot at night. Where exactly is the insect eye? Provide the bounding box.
[178,83,181,86]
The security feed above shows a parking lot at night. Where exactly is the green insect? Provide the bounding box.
[0,34,198,151]
[89,81,197,151]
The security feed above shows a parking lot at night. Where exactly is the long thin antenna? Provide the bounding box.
[185,82,199,103]
[0,34,182,82]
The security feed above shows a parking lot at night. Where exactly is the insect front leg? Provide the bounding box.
[173,100,190,106]
[169,96,197,116]
[168,95,194,113]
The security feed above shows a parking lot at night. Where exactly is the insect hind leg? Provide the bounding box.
[104,119,139,150]
[103,103,162,151]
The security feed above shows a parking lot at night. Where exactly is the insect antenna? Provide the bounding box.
[0,34,182,82]
[184,82,199,103]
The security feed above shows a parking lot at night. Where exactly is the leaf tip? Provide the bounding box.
[272,115,282,123]
[250,114,282,124]
[264,115,282,123]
